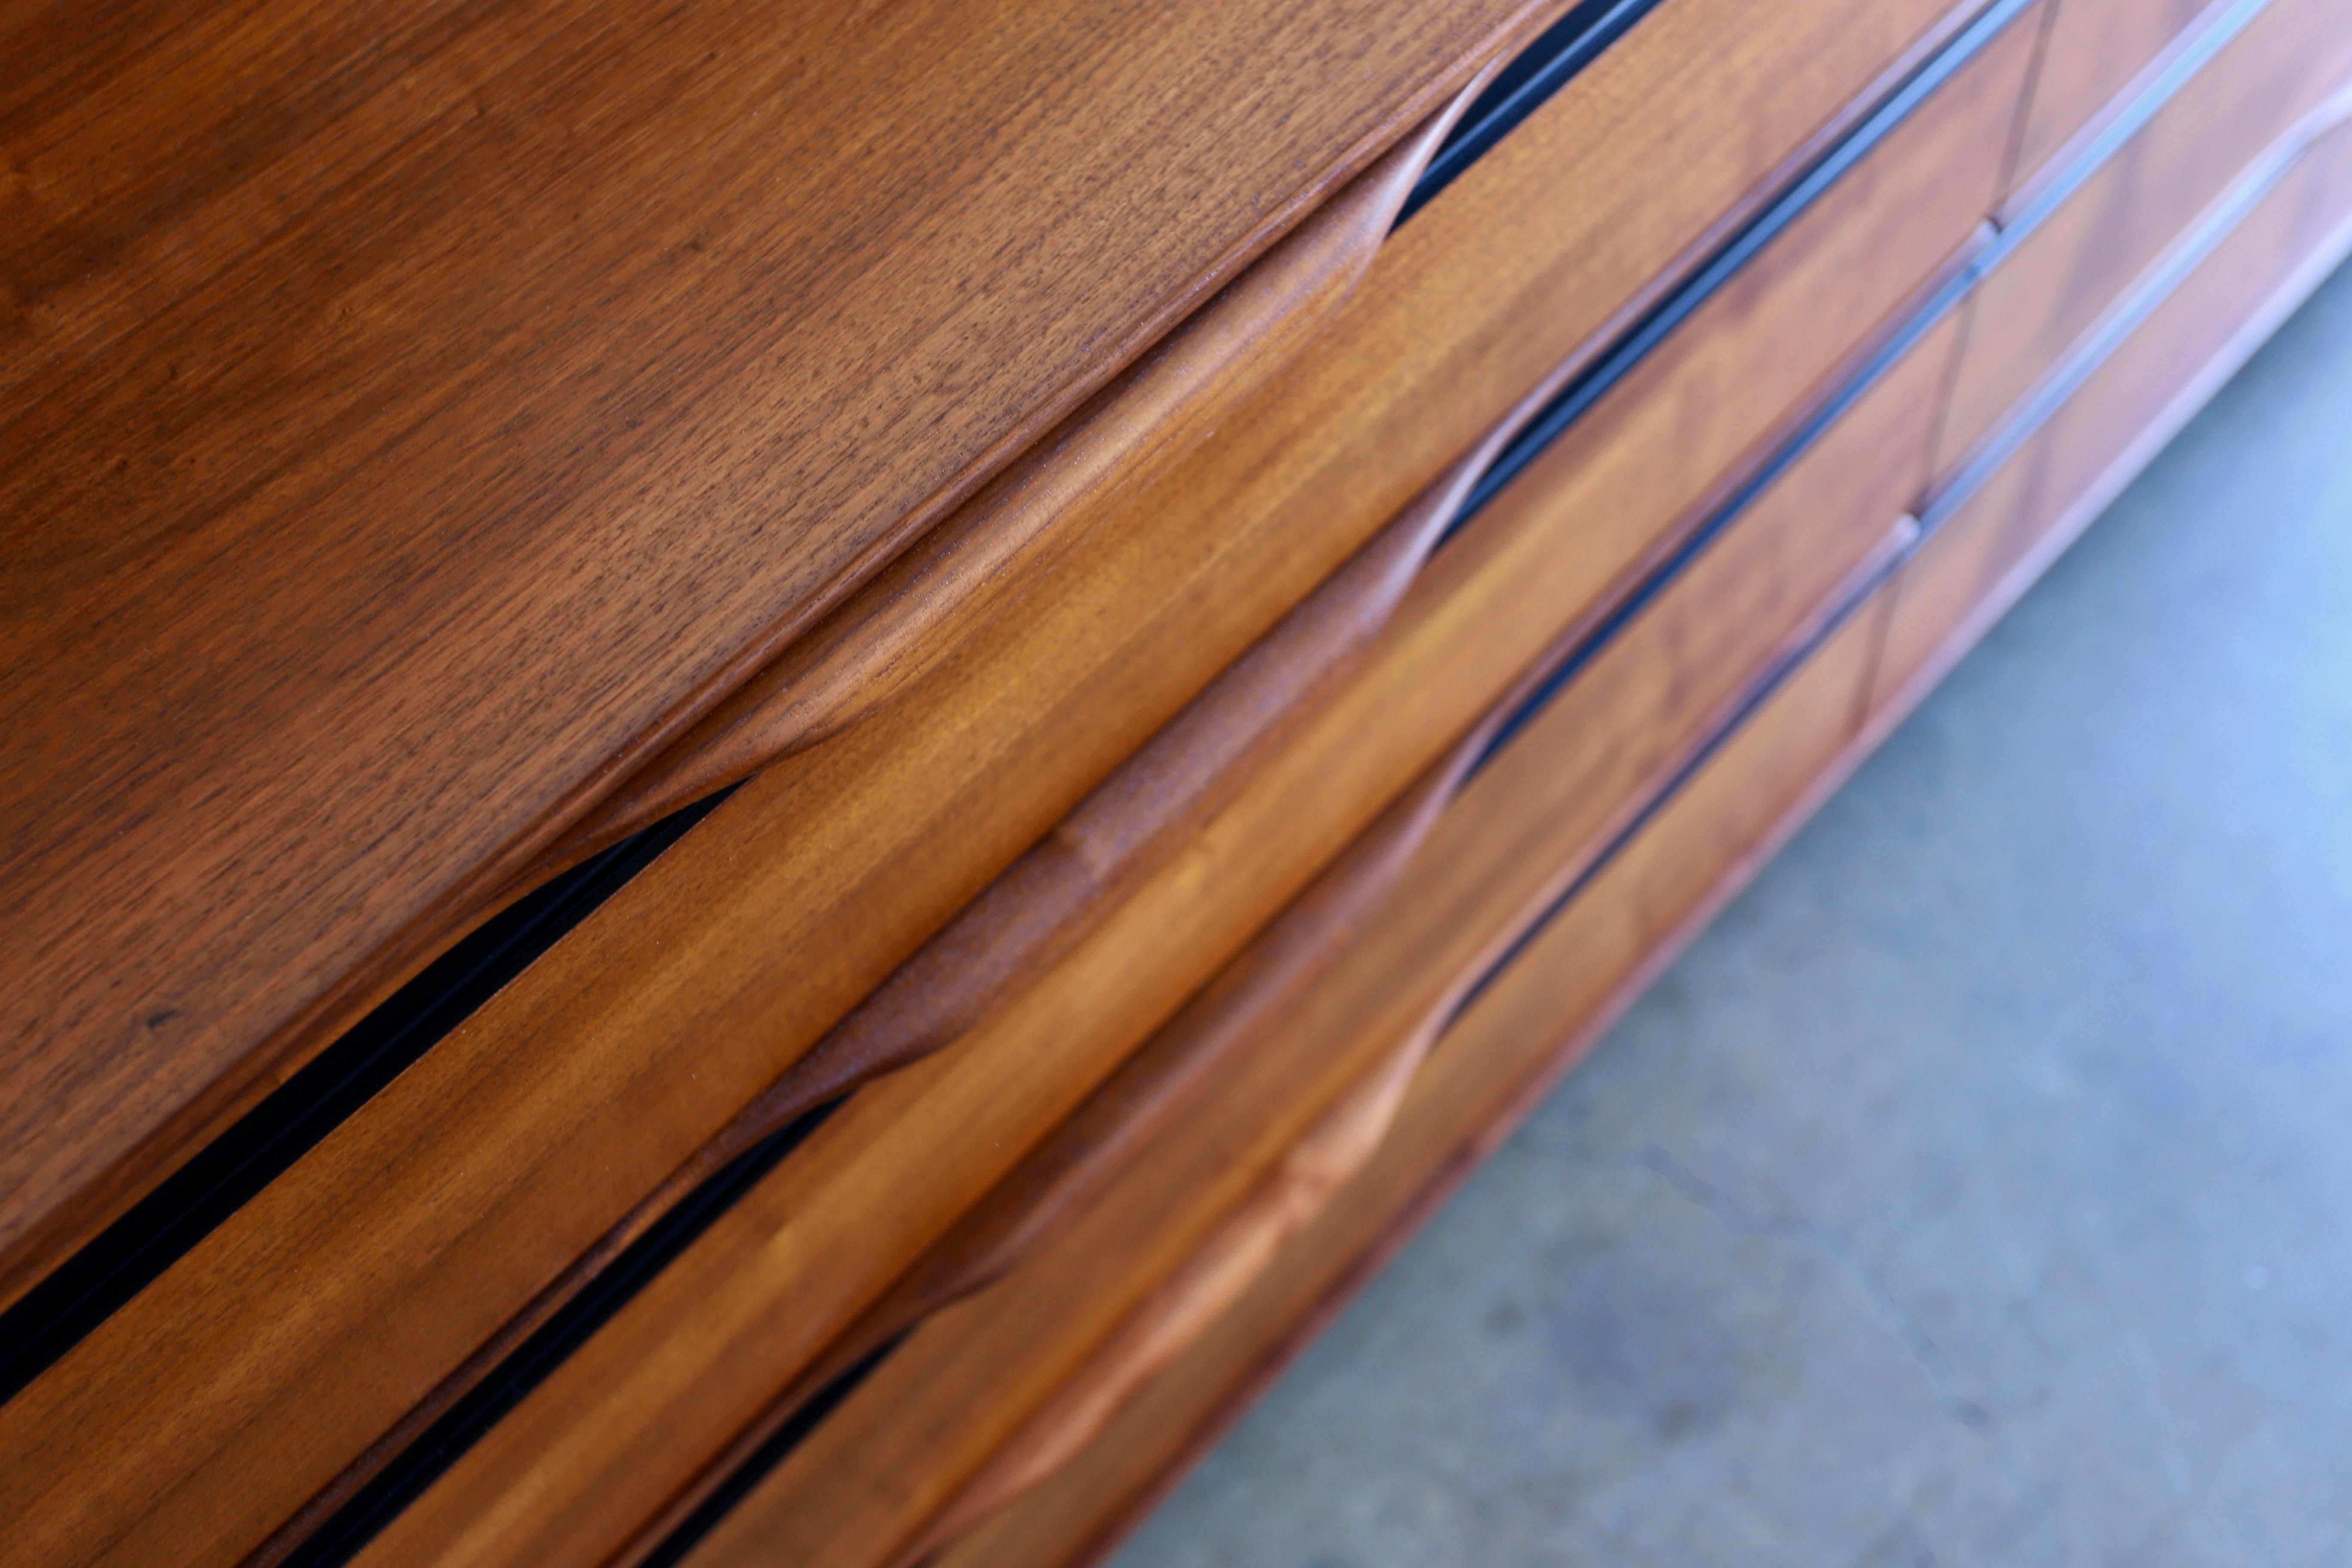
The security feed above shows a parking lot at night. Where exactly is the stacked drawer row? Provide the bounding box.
[907,4,2352,1565]
[7,0,2348,1565]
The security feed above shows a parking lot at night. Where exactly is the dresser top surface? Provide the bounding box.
[0,0,1541,1295]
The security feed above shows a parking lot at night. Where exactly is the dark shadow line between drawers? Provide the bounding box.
[1433,0,2041,556]
[304,4,2037,1553]
[1446,527,1910,1043]
[1436,0,2300,1035]
[280,1096,844,1568]
[1395,0,1669,227]
[633,1335,909,1568]
[1466,256,1982,778]
[0,787,738,1409]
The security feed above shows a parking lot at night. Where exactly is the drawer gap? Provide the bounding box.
[1469,267,1969,776]
[0,789,736,1408]
[1396,0,1669,225]
[1450,538,1901,1043]
[1439,0,2036,545]
[279,1095,842,1568]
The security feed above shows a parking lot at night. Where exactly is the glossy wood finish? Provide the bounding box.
[0,0,1563,1309]
[322,21,2027,1564]
[1882,101,2352,714]
[0,9,2027,1566]
[1936,0,2352,477]
[2005,0,2229,203]
[946,576,1896,1568]
[935,127,2352,1544]
[520,80,1496,879]
[611,737,1502,1568]
[721,0,2031,1191]
[674,300,1960,1568]
[939,594,1893,1568]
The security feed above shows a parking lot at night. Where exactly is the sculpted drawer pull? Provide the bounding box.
[513,71,1498,891]
[652,310,1581,1207]
[612,689,1519,1568]
[854,500,1926,1568]
[638,263,1972,1563]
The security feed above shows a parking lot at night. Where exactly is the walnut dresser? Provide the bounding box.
[5,0,2349,1563]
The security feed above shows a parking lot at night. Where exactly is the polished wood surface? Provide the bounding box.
[678,303,1959,1568]
[310,22,2025,1564]
[1886,99,2352,714]
[6,2,2325,1565]
[0,0,1563,1307]
[612,743,1494,1568]
[522,79,1494,879]
[2005,0,2231,204]
[937,138,2352,1540]
[0,7,2022,1565]
[1936,0,2352,476]
[940,576,1894,1568]
[956,68,2352,1568]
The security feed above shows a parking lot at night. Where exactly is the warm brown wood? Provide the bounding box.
[1935,0,2352,478]
[666,293,1960,1568]
[2005,0,2233,205]
[938,571,1895,1568]
[1884,99,2352,714]
[520,75,1498,880]
[604,737,1493,1568]
[318,24,2021,1564]
[662,427,1507,1181]
[952,76,2352,1568]
[893,973,1446,1568]
[0,9,2024,1567]
[0,0,1567,1309]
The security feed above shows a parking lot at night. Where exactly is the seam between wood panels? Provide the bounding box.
[1991,0,2062,202]
[1054,634,1904,1568]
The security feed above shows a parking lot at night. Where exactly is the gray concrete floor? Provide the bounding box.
[1109,260,2352,1568]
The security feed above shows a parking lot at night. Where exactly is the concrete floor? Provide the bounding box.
[1109,260,2352,1568]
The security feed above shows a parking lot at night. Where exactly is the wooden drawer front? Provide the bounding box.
[1936,0,2352,477]
[2005,0,2230,202]
[914,110,2352,1564]
[1878,105,2352,713]
[0,12,2034,1568]
[943,585,1892,1568]
[315,19,2032,1565]
[648,299,1957,1568]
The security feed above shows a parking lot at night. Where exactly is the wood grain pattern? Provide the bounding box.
[0,0,1562,1306]
[937,572,1896,1568]
[604,738,1493,1568]
[1936,0,2352,477]
[652,416,1513,1185]
[0,9,2016,1567]
[677,300,1962,1568]
[516,75,1498,881]
[333,26,2022,1564]
[1886,98,2352,714]
[2005,0,2233,204]
[0,12,2013,1568]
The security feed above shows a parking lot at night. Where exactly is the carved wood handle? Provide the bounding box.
[598,730,1475,1568]
[655,307,1570,1204]
[604,634,1575,1568]
[886,753,1510,1568]
[523,75,1492,886]
[872,512,1940,1567]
